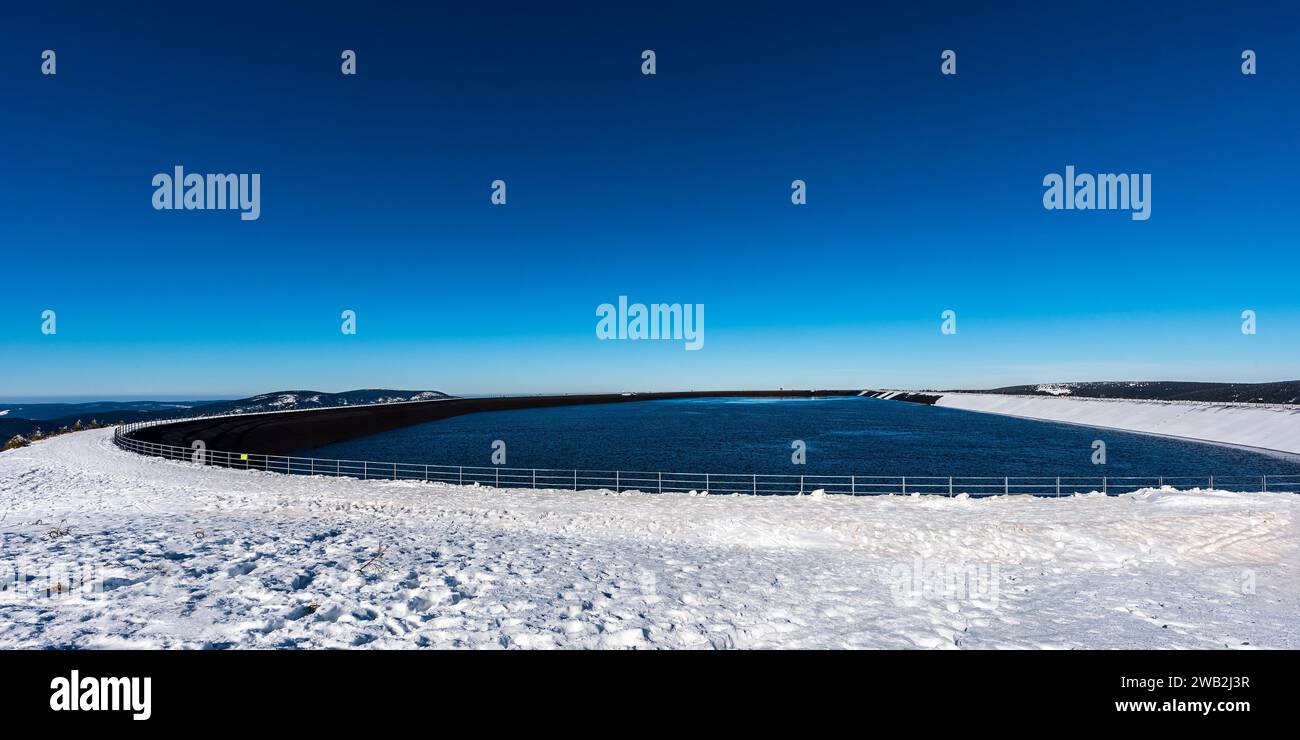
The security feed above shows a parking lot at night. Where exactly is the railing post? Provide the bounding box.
[311,458,314,476]
[657,471,662,493]
[705,473,709,493]
[393,462,397,480]
[1208,475,1214,490]
[753,474,757,495]
[532,468,536,488]
[851,475,856,496]
[799,475,803,494]
[1056,476,1060,496]
[459,466,463,486]
[1103,476,1108,495]
[1262,474,1267,492]
[424,464,428,481]
[496,467,499,488]
[1004,477,1009,495]
[573,470,577,490]
[949,477,953,497]
[363,461,367,479]
[902,476,906,495]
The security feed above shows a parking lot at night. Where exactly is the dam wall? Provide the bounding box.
[127,390,863,456]
[933,393,1300,456]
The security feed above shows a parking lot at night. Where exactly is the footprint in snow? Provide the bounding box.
[227,562,256,576]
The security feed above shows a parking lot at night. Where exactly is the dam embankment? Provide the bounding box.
[933,392,1300,456]
[127,389,861,456]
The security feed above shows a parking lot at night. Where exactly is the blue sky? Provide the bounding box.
[1,2,1297,399]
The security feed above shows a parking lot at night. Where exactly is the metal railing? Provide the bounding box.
[112,418,1299,497]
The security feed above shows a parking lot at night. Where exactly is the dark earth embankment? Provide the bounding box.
[127,390,862,456]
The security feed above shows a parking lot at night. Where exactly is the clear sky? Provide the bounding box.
[1,2,1297,399]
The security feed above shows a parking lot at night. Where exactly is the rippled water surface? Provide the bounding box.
[292,397,1300,481]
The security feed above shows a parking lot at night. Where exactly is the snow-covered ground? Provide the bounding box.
[936,393,1300,456]
[2,428,1298,649]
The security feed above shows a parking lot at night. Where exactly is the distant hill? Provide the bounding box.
[0,400,211,422]
[1,389,450,440]
[204,389,448,416]
[965,381,1300,405]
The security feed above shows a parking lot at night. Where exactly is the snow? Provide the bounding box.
[2,428,1298,649]
[937,393,1300,456]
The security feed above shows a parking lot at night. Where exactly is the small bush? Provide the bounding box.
[73,419,85,431]
[3,435,29,451]
[30,428,44,441]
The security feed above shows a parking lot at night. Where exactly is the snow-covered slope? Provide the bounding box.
[2,429,1298,649]
[936,393,1300,456]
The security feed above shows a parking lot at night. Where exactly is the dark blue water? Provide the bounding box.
[291,397,1300,480]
